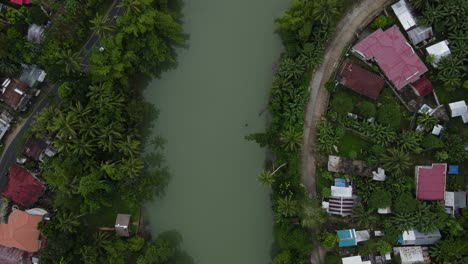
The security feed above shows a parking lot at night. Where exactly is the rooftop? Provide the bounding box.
[0,210,42,252]
[407,26,433,45]
[352,25,428,90]
[338,229,357,247]
[448,100,468,123]
[411,76,432,97]
[342,256,371,264]
[24,137,48,161]
[0,79,30,111]
[425,40,451,67]
[0,164,44,207]
[391,0,417,30]
[337,61,385,100]
[416,164,446,200]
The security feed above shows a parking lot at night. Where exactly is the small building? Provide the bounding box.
[27,25,45,44]
[0,210,43,252]
[0,164,45,207]
[393,246,429,264]
[337,229,370,248]
[342,256,371,264]
[407,26,433,45]
[448,165,459,175]
[1,79,31,111]
[399,229,441,245]
[426,40,451,67]
[448,100,468,123]
[372,168,386,181]
[337,61,385,100]
[115,214,131,237]
[19,65,46,87]
[444,191,467,216]
[377,207,391,214]
[10,0,30,5]
[0,111,13,140]
[0,244,34,264]
[431,124,443,136]
[352,26,428,90]
[410,76,432,97]
[391,0,417,31]
[415,163,446,200]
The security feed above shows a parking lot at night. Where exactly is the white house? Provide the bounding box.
[426,40,451,67]
[391,0,417,30]
[342,256,371,264]
[448,100,468,123]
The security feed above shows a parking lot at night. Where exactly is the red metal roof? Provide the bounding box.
[353,25,428,90]
[411,76,432,97]
[0,165,44,207]
[416,164,446,200]
[10,0,30,5]
[0,210,42,252]
[1,79,29,110]
[338,61,385,100]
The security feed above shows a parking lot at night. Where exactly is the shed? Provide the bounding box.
[115,214,131,237]
[448,100,468,123]
[391,0,417,30]
[337,61,385,100]
[342,256,371,264]
[415,163,446,200]
[407,26,433,45]
[431,124,443,136]
[352,26,428,90]
[337,229,357,247]
[426,40,451,67]
[0,164,44,207]
[410,76,432,97]
[444,191,466,216]
[372,168,386,181]
[394,246,425,264]
[448,165,459,175]
[400,229,441,245]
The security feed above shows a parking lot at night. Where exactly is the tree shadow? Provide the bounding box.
[158,230,195,264]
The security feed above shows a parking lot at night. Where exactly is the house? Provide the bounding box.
[337,61,385,100]
[425,40,451,67]
[352,25,428,90]
[10,0,30,5]
[337,229,370,247]
[0,245,34,264]
[19,65,46,87]
[399,229,441,245]
[24,137,49,161]
[391,0,417,31]
[444,191,467,216]
[1,79,31,111]
[323,178,357,216]
[328,155,373,177]
[407,26,433,45]
[115,214,131,237]
[26,25,45,44]
[394,246,430,264]
[0,164,45,207]
[0,210,43,252]
[415,163,446,200]
[0,111,13,140]
[448,100,468,123]
[341,256,371,264]
[448,165,459,175]
[410,76,432,97]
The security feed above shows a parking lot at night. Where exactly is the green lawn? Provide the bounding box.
[338,131,372,159]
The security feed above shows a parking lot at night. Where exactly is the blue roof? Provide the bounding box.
[337,229,357,247]
[448,165,459,174]
[335,178,346,187]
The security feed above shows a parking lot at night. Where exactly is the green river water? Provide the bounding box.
[143,1,288,263]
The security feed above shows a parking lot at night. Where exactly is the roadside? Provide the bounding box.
[303,0,392,263]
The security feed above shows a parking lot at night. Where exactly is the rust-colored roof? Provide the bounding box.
[416,164,446,200]
[0,210,42,252]
[24,138,48,161]
[0,164,44,207]
[0,245,33,264]
[411,77,433,97]
[1,79,29,110]
[338,61,385,100]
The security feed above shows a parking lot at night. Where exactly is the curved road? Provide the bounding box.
[304,0,392,263]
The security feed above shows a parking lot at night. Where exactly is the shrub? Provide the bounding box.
[358,240,378,255]
[325,80,337,93]
[371,15,394,29]
[331,93,353,116]
[348,150,357,159]
[368,189,392,209]
[421,135,443,151]
[358,101,376,118]
[318,230,339,249]
[325,253,341,264]
[393,192,417,214]
[322,187,331,198]
[377,104,401,129]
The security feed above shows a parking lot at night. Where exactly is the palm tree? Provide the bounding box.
[309,0,342,25]
[56,49,80,76]
[52,111,79,140]
[300,199,326,229]
[121,157,144,178]
[352,206,377,228]
[275,195,299,219]
[381,148,411,176]
[0,58,19,76]
[93,231,111,255]
[257,163,286,187]
[279,126,303,153]
[70,136,96,156]
[278,57,306,81]
[118,0,143,16]
[90,13,115,39]
[116,135,140,158]
[55,211,82,233]
[410,0,433,10]
[399,131,422,154]
[98,125,123,152]
[417,113,438,132]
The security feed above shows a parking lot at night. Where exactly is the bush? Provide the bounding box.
[331,93,353,116]
[371,15,394,29]
[322,187,331,198]
[318,230,339,249]
[325,253,341,264]
[368,189,392,209]
[377,104,401,129]
[393,192,417,214]
[358,240,378,255]
[421,135,443,151]
[325,80,337,93]
[358,101,376,118]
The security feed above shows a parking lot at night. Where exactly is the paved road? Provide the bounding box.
[79,0,124,71]
[0,0,125,189]
[301,1,392,263]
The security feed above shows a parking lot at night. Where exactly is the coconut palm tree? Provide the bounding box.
[276,195,299,218]
[352,206,377,228]
[381,148,411,176]
[55,211,82,233]
[90,13,115,39]
[257,163,286,187]
[118,0,143,16]
[417,113,438,132]
[279,126,303,153]
[116,135,140,158]
[56,49,80,76]
[309,0,342,25]
[399,131,423,154]
[278,57,306,81]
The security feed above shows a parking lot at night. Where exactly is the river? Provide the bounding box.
[143,1,288,263]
